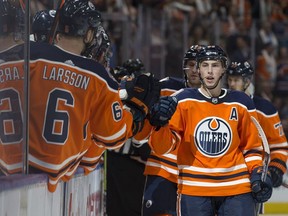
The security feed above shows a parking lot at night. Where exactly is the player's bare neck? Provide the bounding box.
[200,86,221,98]
[56,36,84,56]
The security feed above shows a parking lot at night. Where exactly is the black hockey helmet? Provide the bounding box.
[226,61,254,79]
[58,0,102,36]
[183,45,200,64]
[122,58,145,76]
[183,45,202,81]
[196,45,228,68]
[32,9,56,42]
[0,0,23,36]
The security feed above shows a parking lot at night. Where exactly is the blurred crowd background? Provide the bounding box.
[30,0,288,137]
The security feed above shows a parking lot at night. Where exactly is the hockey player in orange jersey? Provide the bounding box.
[106,59,154,216]
[142,45,202,216]
[148,45,273,216]
[0,0,26,176]
[31,6,115,176]
[79,20,114,175]
[0,0,156,192]
[29,0,158,193]
[226,61,288,188]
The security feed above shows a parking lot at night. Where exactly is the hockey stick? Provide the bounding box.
[48,0,65,44]
[250,116,270,215]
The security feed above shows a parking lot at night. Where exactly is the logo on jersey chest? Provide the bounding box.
[195,117,232,157]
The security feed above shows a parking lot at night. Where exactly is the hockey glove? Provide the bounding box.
[149,96,178,127]
[250,166,273,203]
[111,66,129,83]
[268,166,284,188]
[119,73,160,116]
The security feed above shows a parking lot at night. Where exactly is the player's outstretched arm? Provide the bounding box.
[148,96,180,155]
[149,96,178,128]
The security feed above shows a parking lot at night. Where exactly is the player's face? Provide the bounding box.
[198,60,224,88]
[184,59,200,88]
[227,75,244,91]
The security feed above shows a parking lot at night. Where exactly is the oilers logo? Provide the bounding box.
[195,117,232,157]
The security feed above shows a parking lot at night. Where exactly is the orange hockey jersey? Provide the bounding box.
[0,44,25,175]
[1,42,134,192]
[253,95,288,173]
[149,88,263,196]
[144,77,185,183]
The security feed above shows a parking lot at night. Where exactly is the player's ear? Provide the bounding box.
[244,78,251,89]
[55,33,62,42]
[84,29,94,44]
